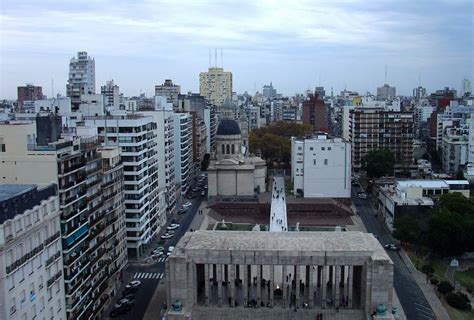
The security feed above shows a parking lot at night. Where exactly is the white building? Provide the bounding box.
[34,96,72,114]
[173,113,193,194]
[66,51,95,111]
[291,134,351,199]
[80,115,166,257]
[155,79,180,107]
[79,93,106,116]
[101,80,121,109]
[377,180,469,231]
[376,84,396,100]
[0,184,66,320]
[442,127,469,174]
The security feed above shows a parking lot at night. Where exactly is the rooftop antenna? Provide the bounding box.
[51,78,54,98]
[209,48,211,68]
[221,48,223,68]
[214,48,217,68]
[418,73,421,87]
[384,64,388,84]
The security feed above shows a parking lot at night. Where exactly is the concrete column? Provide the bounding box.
[230,264,235,307]
[269,265,274,307]
[335,265,341,307]
[321,265,327,309]
[282,265,287,308]
[204,263,210,306]
[256,265,262,306]
[191,263,197,305]
[243,265,248,307]
[217,264,223,307]
[308,266,314,308]
[348,265,353,309]
[295,265,300,309]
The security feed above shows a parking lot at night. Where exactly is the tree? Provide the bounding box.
[362,149,395,178]
[249,121,312,164]
[393,215,421,244]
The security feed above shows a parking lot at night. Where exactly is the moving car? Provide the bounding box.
[182,202,192,208]
[167,246,175,256]
[201,190,206,196]
[126,280,141,289]
[161,233,174,239]
[384,244,400,251]
[167,223,180,230]
[357,192,368,199]
[153,246,165,254]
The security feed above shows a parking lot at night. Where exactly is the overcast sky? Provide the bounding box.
[1,0,473,99]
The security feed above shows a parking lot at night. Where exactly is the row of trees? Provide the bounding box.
[394,193,474,257]
[249,121,312,164]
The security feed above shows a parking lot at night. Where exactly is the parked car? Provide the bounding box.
[161,233,174,239]
[357,192,368,199]
[153,246,165,254]
[167,223,180,230]
[110,303,133,317]
[167,246,175,256]
[384,244,400,251]
[201,190,206,196]
[178,207,188,215]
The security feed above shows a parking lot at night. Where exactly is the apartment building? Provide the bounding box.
[100,80,121,109]
[80,115,166,258]
[291,134,351,198]
[66,52,95,111]
[174,113,193,194]
[377,84,396,100]
[442,127,469,174]
[17,84,43,110]
[0,121,127,320]
[349,108,414,172]
[199,67,232,107]
[155,79,180,107]
[302,93,328,132]
[0,184,66,320]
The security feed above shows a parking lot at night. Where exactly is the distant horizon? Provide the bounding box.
[1,0,472,99]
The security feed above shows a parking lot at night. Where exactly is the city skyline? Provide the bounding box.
[1,0,473,98]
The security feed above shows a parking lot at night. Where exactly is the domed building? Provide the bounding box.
[207,119,266,198]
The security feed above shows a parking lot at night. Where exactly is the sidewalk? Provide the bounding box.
[398,249,450,320]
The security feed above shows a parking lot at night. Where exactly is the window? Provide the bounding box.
[231,144,235,154]
[324,159,328,165]
[313,159,317,165]
[10,297,16,315]
[328,147,331,150]
[226,145,230,154]
[309,147,313,151]
[298,146,302,151]
[20,290,26,307]
[7,274,14,290]
[321,147,325,151]
[221,145,225,154]
[38,276,43,290]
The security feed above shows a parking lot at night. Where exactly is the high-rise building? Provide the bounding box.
[441,127,468,174]
[349,108,414,171]
[101,80,121,109]
[302,93,328,132]
[81,115,166,258]
[17,84,43,110]
[263,82,277,99]
[155,79,181,107]
[174,113,193,194]
[66,51,96,111]
[199,67,232,106]
[461,78,472,96]
[0,121,127,320]
[291,134,351,198]
[315,86,326,99]
[0,184,67,320]
[376,84,396,100]
[413,86,427,101]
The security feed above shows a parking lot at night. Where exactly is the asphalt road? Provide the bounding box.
[352,186,434,320]
[105,188,205,320]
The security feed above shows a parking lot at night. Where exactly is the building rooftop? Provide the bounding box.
[0,184,56,224]
[176,230,390,261]
[216,119,241,135]
[397,179,468,189]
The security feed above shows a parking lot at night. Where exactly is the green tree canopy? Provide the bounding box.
[362,149,395,178]
[249,121,312,164]
[393,215,421,244]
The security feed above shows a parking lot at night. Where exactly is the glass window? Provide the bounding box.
[324,159,328,165]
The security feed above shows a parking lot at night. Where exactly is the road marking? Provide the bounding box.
[416,312,433,320]
[160,273,164,279]
[133,273,138,278]
[155,273,161,279]
[414,302,432,312]
[136,273,143,278]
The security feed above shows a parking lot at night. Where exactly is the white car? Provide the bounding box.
[125,280,141,289]
[167,223,180,230]
[161,233,174,240]
[357,192,368,199]
[182,202,192,208]
[167,246,175,256]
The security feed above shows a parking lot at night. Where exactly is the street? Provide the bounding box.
[352,187,434,320]
[105,188,205,320]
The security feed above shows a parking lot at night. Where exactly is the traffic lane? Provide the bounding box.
[351,191,433,319]
[119,278,160,320]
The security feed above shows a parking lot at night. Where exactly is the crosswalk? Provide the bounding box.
[157,257,167,263]
[133,272,165,280]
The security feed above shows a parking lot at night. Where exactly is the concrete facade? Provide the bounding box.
[165,231,394,320]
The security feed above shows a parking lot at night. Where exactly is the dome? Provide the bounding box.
[216,119,241,135]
